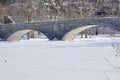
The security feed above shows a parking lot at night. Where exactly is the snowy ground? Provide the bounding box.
[0,35,120,80]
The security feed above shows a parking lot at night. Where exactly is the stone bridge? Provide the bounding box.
[0,17,120,41]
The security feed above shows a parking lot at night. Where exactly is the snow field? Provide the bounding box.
[0,36,120,80]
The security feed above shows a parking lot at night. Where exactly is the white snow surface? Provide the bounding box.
[0,35,120,80]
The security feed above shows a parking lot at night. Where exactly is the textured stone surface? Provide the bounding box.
[0,18,120,41]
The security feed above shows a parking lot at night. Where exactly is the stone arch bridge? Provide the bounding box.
[0,17,120,41]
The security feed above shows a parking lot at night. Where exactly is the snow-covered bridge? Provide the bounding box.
[0,17,120,41]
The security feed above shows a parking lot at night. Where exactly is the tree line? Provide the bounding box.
[0,0,120,23]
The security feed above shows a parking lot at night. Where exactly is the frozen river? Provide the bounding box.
[0,35,120,80]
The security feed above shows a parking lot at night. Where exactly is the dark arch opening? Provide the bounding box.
[7,29,49,41]
[62,25,98,41]
[62,23,120,41]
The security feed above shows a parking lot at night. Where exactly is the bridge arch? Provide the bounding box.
[62,25,98,41]
[0,18,120,41]
[7,29,48,41]
[62,23,118,41]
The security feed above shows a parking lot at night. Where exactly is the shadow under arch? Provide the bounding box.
[62,25,98,41]
[7,29,48,41]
